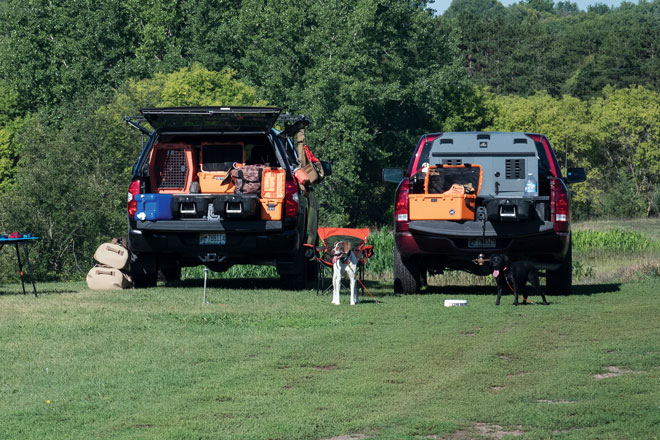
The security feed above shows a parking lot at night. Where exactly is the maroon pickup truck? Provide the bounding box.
[383,132,586,294]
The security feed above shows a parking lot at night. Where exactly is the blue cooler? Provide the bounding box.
[135,194,173,221]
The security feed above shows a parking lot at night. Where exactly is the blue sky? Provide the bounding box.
[431,0,634,15]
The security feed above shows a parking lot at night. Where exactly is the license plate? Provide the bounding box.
[468,238,496,248]
[200,233,226,245]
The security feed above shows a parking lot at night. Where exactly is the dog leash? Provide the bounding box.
[503,268,534,304]
[345,265,380,304]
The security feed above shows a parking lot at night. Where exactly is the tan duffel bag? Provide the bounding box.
[93,242,129,270]
[86,266,131,290]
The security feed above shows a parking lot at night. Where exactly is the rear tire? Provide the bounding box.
[278,247,309,291]
[546,241,572,295]
[158,262,181,283]
[130,252,158,288]
[393,244,421,294]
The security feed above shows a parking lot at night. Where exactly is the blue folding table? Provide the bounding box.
[0,234,39,297]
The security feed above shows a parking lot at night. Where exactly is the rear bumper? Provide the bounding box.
[396,222,570,273]
[128,218,301,266]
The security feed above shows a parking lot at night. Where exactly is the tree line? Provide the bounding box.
[0,0,659,280]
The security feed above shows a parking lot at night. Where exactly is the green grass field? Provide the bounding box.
[1,277,659,439]
[2,219,660,439]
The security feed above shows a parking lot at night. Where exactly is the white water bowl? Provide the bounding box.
[444,299,468,307]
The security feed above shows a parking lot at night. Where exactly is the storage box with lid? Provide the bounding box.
[409,164,482,221]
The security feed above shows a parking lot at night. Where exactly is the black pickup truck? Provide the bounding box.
[125,107,329,288]
[383,132,586,294]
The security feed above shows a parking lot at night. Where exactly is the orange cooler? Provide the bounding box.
[197,171,234,193]
[259,199,283,220]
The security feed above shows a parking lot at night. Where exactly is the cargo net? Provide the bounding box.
[155,149,187,190]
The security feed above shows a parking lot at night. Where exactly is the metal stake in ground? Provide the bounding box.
[203,268,210,305]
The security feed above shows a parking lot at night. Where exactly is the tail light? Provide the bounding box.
[127,180,141,218]
[551,178,569,232]
[394,179,410,232]
[284,179,299,218]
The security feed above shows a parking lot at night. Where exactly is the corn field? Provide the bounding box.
[572,228,659,252]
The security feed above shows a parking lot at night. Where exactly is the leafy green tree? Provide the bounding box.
[0,0,141,111]
[451,0,660,99]
[0,117,29,194]
[589,85,660,217]
[444,0,505,17]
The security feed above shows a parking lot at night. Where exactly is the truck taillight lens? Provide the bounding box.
[394,179,410,232]
[552,179,569,232]
[127,180,141,218]
[284,179,299,218]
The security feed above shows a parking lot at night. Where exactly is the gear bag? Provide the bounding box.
[231,164,266,194]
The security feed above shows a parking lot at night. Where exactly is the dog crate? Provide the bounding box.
[149,143,198,194]
[409,164,482,221]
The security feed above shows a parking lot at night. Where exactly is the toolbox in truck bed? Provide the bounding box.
[409,164,482,221]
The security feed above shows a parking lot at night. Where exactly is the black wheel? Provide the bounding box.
[546,241,572,295]
[277,247,309,290]
[130,252,158,288]
[158,262,181,283]
[393,244,421,294]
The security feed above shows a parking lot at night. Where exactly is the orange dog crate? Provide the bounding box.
[149,143,198,194]
[409,164,482,221]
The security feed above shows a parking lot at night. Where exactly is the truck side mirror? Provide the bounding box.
[566,167,587,184]
[320,161,332,177]
[382,168,404,183]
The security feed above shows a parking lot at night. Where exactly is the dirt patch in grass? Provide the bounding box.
[320,434,368,440]
[537,399,577,404]
[437,423,525,439]
[313,364,338,371]
[593,365,642,379]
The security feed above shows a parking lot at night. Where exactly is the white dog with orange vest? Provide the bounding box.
[331,241,359,305]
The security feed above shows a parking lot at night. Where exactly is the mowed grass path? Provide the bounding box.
[1,279,659,439]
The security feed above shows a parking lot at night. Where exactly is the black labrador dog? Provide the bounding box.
[490,254,549,306]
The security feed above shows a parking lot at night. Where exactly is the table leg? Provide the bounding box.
[22,242,38,297]
[15,243,27,295]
